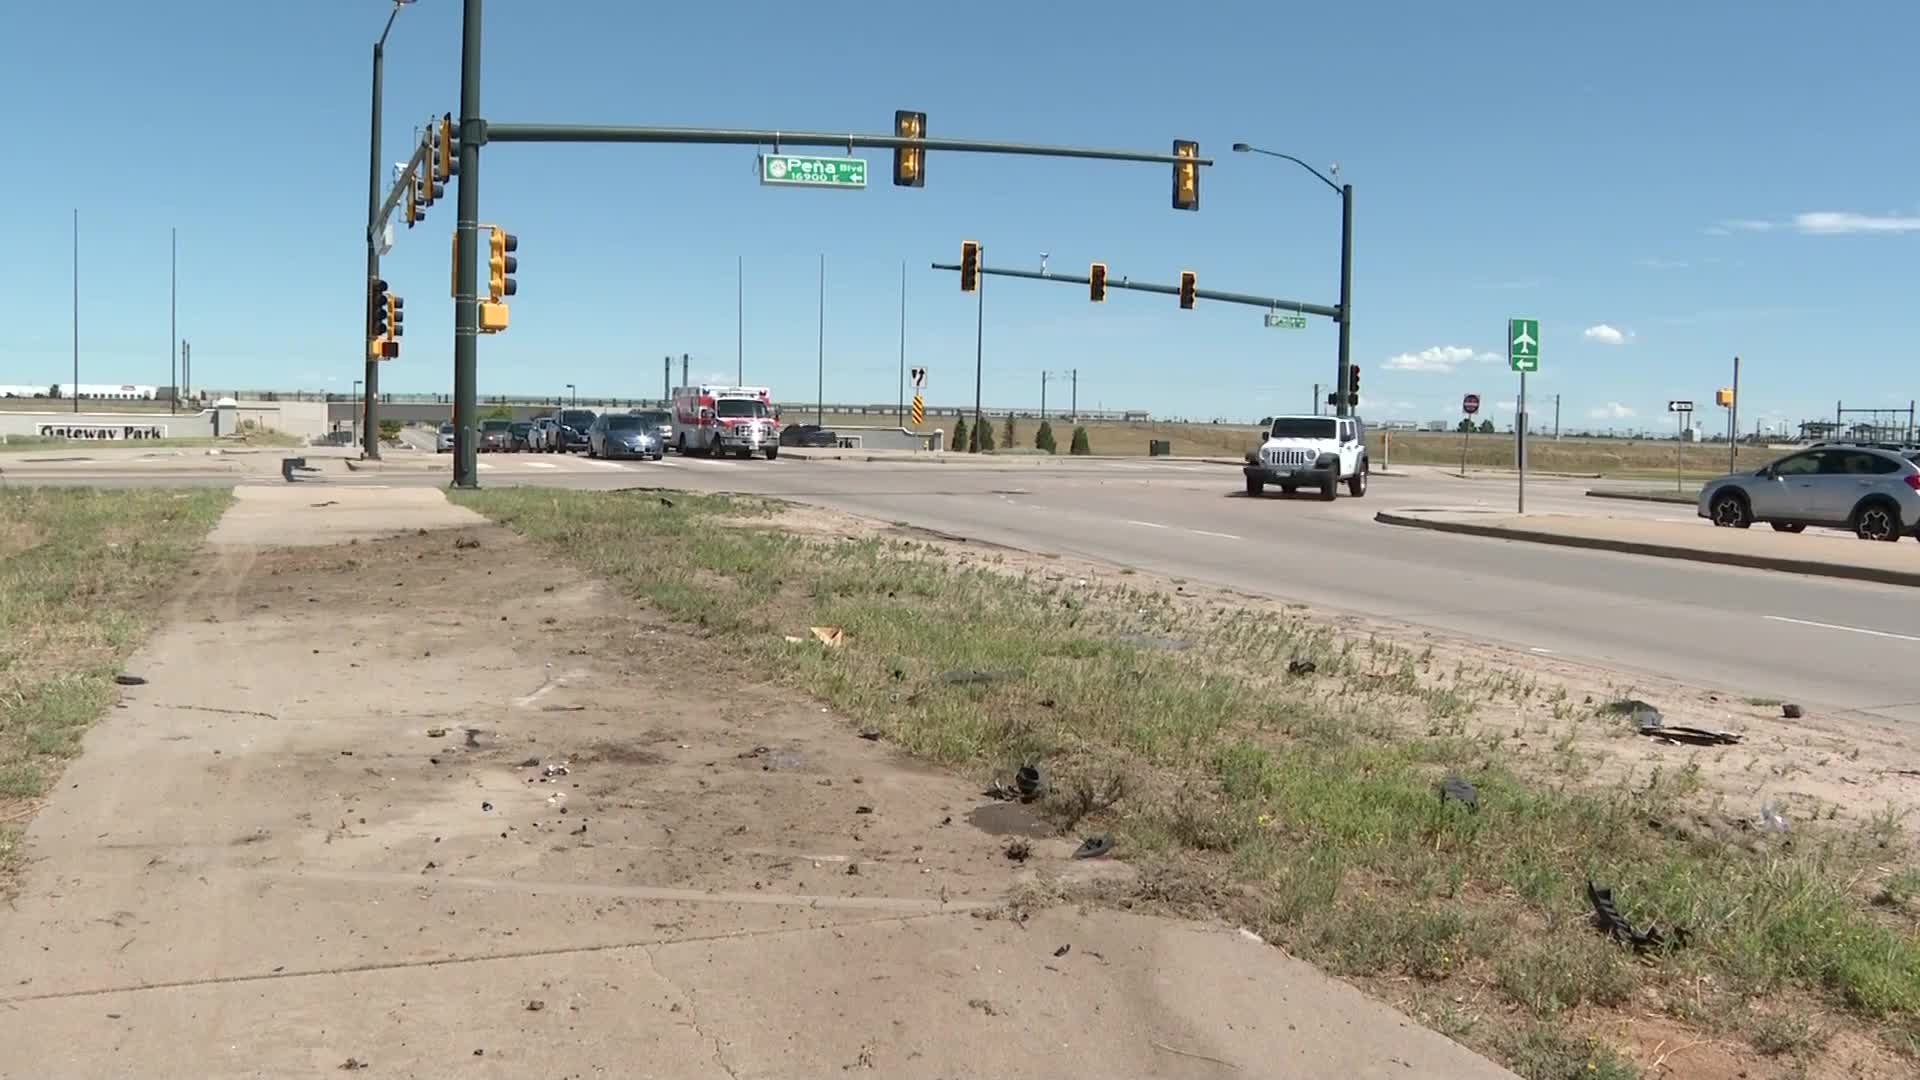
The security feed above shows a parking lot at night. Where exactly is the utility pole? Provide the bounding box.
[72,209,79,413]
[170,227,177,415]
[972,244,985,450]
[1337,182,1353,418]
[1040,371,1049,418]
[182,340,190,403]
[681,353,689,389]
[363,0,413,462]
[451,0,481,487]
[1553,393,1560,440]
[1313,384,1320,416]
[817,254,825,425]
[1728,355,1740,473]
[1070,367,1077,421]
[897,259,906,426]
[736,254,743,384]
[663,355,670,401]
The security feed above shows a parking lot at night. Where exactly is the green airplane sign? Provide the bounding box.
[1508,318,1540,372]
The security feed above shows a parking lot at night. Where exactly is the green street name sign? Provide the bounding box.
[1508,317,1540,372]
[759,154,867,189]
[1264,311,1307,330]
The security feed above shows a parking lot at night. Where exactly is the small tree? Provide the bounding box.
[377,419,403,441]
[1002,415,1017,448]
[1478,419,1495,434]
[975,417,996,452]
[1035,420,1057,453]
[1457,417,1474,433]
[951,416,968,453]
[1069,426,1091,455]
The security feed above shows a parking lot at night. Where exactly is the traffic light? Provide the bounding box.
[369,278,389,340]
[1178,270,1196,309]
[434,112,458,184]
[1715,387,1734,407]
[959,240,979,292]
[385,294,404,359]
[405,175,419,227]
[1089,262,1106,303]
[1171,140,1199,211]
[892,110,925,188]
[488,226,518,302]
[1348,364,1360,407]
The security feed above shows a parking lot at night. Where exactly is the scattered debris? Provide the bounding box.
[1013,764,1044,801]
[739,746,769,759]
[1635,720,1742,746]
[857,727,882,741]
[547,792,567,809]
[966,998,1001,1016]
[783,635,806,644]
[463,728,484,749]
[525,999,545,1012]
[425,727,447,738]
[1605,698,1665,728]
[1757,801,1790,833]
[338,1058,369,1071]
[1781,703,1804,719]
[854,805,873,815]
[310,500,339,508]
[1053,944,1071,957]
[1004,839,1032,862]
[114,674,148,687]
[480,802,493,812]
[517,756,541,768]
[571,823,587,835]
[1285,658,1316,677]
[845,863,860,876]
[659,496,674,508]
[453,536,481,550]
[542,762,570,778]
[1586,879,1690,952]
[1071,835,1113,860]
[810,625,845,648]
[1438,774,1479,811]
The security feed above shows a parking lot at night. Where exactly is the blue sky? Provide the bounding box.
[2,0,1914,430]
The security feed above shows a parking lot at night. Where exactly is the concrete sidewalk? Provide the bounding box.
[0,486,1514,1078]
[1378,507,1920,587]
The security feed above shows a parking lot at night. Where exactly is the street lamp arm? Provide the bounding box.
[1231,143,1341,195]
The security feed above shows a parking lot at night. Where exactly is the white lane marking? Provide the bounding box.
[523,461,559,470]
[1763,615,1920,644]
[1126,520,1168,529]
[581,459,628,470]
[477,462,495,471]
[1187,529,1242,541]
[1529,647,1555,654]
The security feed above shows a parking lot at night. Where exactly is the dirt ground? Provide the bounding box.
[0,490,1515,1078]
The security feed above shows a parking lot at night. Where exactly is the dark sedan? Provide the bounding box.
[778,423,839,448]
[588,413,664,460]
[551,408,597,453]
[507,420,533,451]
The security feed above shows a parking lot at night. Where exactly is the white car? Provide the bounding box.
[1242,415,1368,500]
[435,422,454,453]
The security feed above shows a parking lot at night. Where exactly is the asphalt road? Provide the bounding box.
[9,448,1918,725]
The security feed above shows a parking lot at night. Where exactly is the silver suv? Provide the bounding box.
[1699,446,1920,540]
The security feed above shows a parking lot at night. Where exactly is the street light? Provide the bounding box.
[566,383,576,407]
[1231,142,1354,418]
[363,0,420,463]
[352,379,363,445]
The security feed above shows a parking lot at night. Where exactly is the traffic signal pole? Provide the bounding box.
[363,37,383,460]
[452,0,482,487]
[1336,183,1353,419]
[932,262,1336,319]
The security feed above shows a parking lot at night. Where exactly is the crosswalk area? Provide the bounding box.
[470,452,776,475]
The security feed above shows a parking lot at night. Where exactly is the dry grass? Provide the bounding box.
[0,488,230,883]
[459,488,1920,1077]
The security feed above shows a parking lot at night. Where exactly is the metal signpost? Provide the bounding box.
[1508,319,1538,512]
[1669,400,1695,492]
[759,154,868,189]
[909,366,926,428]
[1461,392,1480,477]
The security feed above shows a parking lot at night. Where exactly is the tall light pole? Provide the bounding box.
[566,383,576,407]
[897,259,906,427]
[72,209,79,413]
[352,379,363,445]
[364,0,418,461]
[1231,143,1353,418]
[170,227,177,415]
[736,254,744,384]
[816,253,825,425]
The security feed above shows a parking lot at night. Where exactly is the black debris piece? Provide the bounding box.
[339,1058,369,1072]
[1013,765,1044,802]
[854,805,874,815]
[659,497,674,508]
[1586,880,1691,952]
[1781,703,1804,719]
[480,802,493,812]
[1636,724,1741,747]
[858,728,882,741]
[1053,944,1071,958]
[1286,658,1317,677]
[114,675,147,687]
[1004,839,1032,862]
[1438,774,1479,811]
[1071,835,1113,860]
[942,669,1009,686]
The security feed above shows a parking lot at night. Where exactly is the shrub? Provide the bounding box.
[1035,421,1057,453]
[1069,426,1091,455]
[951,417,968,453]
[975,417,996,452]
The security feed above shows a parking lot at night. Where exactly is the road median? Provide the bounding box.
[1376,507,1920,587]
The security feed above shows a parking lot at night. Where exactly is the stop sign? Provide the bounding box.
[1463,393,1481,416]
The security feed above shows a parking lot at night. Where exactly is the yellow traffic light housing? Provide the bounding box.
[1172,140,1199,211]
[893,110,925,187]
[435,112,458,183]
[1089,262,1106,303]
[959,240,979,292]
[487,226,518,303]
[478,301,510,333]
[1178,270,1196,309]
[1715,387,1734,407]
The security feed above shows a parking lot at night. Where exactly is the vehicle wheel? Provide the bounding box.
[1853,501,1902,542]
[1348,462,1368,498]
[1318,473,1337,501]
[654,452,665,462]
[1708,491,1751,528]
[764,447,778,461]
[588,442,598,458]
[676,434,686,455]
[1770,522,1806,534]
[738,449,752,460]
[1280,484,1297,495]
[1245,475,1264,497]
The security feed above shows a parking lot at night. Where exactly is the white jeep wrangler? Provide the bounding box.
[1243,415,1368,500]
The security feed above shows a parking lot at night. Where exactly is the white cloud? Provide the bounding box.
[1583,324,1628,345]
[1635,257,1688,270]
[1793,211,1920,235]
[1588,402,1635,420]
[1383,345,1475,373]
[1721,219,1777,232]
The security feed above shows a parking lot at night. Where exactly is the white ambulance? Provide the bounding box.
[670,385,780,459]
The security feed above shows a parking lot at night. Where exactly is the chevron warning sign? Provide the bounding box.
[910,394,924,426]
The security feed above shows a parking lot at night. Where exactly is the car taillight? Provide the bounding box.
[1905,474,1920,492]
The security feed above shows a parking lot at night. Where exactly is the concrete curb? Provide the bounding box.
[1373,510,1920,589]
[1585,489,1697,505]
